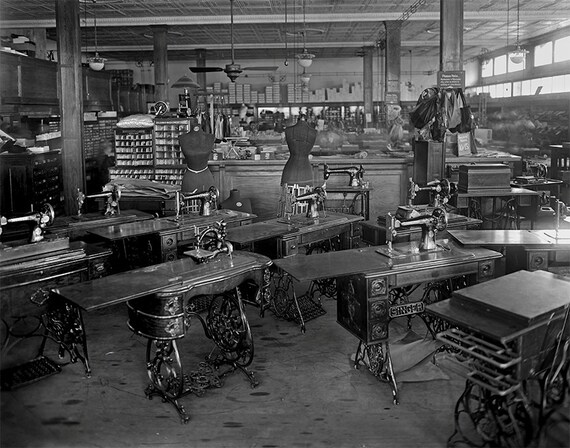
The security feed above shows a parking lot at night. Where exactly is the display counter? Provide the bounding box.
[208,150,521,221]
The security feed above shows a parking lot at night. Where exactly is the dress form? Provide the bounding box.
[281,115,317,186]
[220,189,252,214]
[179,122,215,193]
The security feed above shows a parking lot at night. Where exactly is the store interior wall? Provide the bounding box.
[104,55,447,107]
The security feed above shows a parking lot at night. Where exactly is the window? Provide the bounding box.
[554,36,570,63]
[481,58,493,77]
[508,56,525,73]
[534,41,553,66]
[494,55,507,75]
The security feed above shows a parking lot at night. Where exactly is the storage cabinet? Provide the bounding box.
[0,150,63,217]
[111,127,154,180]
[110,118,191,185]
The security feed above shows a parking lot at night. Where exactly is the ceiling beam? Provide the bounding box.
[2,10,567,29]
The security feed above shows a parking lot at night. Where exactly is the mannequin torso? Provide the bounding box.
[281,117,317,186]
[179,124,216,193]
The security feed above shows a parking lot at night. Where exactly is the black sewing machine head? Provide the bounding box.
[0,203,55,243]
[184,220,233,263]
[292,186,327,219]
[80,185,122,216]
[408,178,457,208]
[379,207,448,258]
[176,186,219,218]
[323,164,365,187]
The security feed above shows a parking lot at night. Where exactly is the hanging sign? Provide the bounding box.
[437,71,465,89]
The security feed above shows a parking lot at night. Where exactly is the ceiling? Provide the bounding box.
[1,0,569,66]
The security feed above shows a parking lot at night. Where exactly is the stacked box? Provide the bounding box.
[228,83,236,103]
[236,83,244,103]
[251,91,258,104]
[213,82,222,93]
[243,84,251,103]
[265,86,273,102]
[272,82,281,102]
[258,93,266,104]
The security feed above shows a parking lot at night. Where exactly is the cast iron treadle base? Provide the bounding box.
[291,294,326,325]
[0,356,62,390]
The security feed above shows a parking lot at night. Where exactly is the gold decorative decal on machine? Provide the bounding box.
[370,322,388,340]
[369,277,387,297]
[370,300,388,319]
[478,260,494,278]
[165,297,181,315]
[165,320,182,337]
[389,301,425,319]
[528,251,547,271]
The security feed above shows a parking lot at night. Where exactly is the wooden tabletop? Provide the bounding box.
[449,229,570,247]
[226,212,363,245]
[273,241,501,283]
[457,187,540,198]
[87,209,256,241]
[427,270,570,343]
[50,250,272,312]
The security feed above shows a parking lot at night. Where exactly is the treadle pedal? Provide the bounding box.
[292,295,326,324]
[1,356,62,391]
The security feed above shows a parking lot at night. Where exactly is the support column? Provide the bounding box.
[153,25,169,102]
[384,21,402,108]
[196,49,207,90]
[363,47,374,128]
[440,0,464,74]
[56,0,84,215]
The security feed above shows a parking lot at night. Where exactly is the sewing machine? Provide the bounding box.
[184,220,234,263]
[0,203,55,243]
[378,207,449,258]
[291,186,327,220]
[175,186,219,218]
[323,164,365,187]
[80,185,122,216]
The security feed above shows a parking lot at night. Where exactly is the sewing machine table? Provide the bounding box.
[45,250,272,422]
[272,241,502,403]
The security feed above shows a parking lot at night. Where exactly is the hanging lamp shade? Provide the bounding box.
[296,48,315,68]
[171,75,201,89]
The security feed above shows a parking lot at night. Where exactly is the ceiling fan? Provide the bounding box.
[189,0,278,82]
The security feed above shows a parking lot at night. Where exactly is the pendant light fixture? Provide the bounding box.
[85,0,106,71]
[509,0,528,65]
[296,0,315,68]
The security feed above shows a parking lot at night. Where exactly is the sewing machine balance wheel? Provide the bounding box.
[432,207,448,232]
[41,203,55,226]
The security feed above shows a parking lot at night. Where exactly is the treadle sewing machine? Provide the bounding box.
[426,270,570,448]
[0,205,113,388]
[272,239,502,404]
[290,186,327,220]
[79,184,122,217]
[323,164,366,187]
[26,221,272,422]
[0,203,55,243]
[321,164,372,220]
[376,178,456,257]
[175,186,219,218]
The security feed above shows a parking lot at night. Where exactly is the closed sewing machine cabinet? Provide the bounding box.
[458,163,512,193]
[337,274,391,344]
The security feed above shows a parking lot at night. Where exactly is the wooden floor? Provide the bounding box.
[1,296,568,448]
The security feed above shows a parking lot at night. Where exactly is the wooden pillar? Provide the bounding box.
[363,47,374,128]
[153,25,169,102]
[384,21,401,106]
[56,0,84,215]
[440,0,463,71]
[196,49,207,90]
